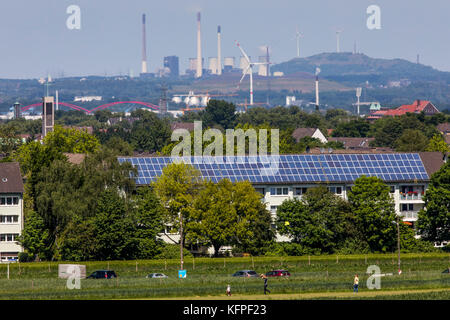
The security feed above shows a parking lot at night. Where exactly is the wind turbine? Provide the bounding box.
[236,41,267,106]
[295,27,304,58]
[335,29,343,53]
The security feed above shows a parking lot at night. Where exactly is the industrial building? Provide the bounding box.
[0,163,24,262]
[163,56,179,77]
[118,151,444,243]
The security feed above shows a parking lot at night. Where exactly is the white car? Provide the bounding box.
[146,273,168,279]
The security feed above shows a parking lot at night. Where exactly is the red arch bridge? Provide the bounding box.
[21,101,161,113]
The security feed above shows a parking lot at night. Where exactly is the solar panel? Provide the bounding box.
[118,153,429,185]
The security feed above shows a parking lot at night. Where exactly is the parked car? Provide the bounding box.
[266,270,290,277]
[146,273,168,278]
[442,268,450,274]
[87,270,117,279]
[232,270,258,277]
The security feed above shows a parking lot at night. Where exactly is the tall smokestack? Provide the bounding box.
[315,67,321,111]
[141,14,148,74]
[217,25,222,75]
[196,12,202,78]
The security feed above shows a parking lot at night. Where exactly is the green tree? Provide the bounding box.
[232,181,274,255]
[348,176,397,252]
[394,129,429,152]
[132,187,165,258]
[417,161,450,243]
[332,119,371,137]
[129,109,172,153]
[426,134,450,154]
[188,179,274,256]
[203,99,237,129]
[91,189,138,260]
[153,162,203,268]
[276,186,353,253]
[187,179,238,256]
[17,211,50,261]
[43,125,100,154]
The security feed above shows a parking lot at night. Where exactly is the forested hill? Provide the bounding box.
[271,52,450,86]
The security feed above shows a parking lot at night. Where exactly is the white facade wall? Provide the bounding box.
[0,193,24,261]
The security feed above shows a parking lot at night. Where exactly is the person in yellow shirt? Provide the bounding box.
[353,274,359,293]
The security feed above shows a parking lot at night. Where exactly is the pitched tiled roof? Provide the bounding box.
[368,100,438,118]
[0,162,24,194]
[437,123,450,134]
[418,152,445,177]
[170,122,195,131]
[292,128,318,142]
[328,137,375,149]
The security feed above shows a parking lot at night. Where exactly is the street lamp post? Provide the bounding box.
[397,215,401,272]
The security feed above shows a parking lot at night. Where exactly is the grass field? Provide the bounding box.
[0,253,450,300]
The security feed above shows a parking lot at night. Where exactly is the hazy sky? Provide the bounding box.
[1,0,449,79]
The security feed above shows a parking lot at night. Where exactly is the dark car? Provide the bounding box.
[442,268,450,274]
[266,270,290,277]
[87,270,117,279]
[232,270,258,277]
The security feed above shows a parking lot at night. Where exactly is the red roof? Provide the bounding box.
[368,100,439,118]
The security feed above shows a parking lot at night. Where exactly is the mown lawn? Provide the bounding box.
[0,253,449,299]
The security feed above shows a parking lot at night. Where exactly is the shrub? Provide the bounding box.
[154,244,193,260]
[18,252,34,262]
[264,242,320,256]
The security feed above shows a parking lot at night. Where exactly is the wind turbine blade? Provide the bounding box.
[235,41,251,63]
[240,66,251,83]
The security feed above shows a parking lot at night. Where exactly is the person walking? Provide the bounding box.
[226,284,231,296]
[353,274,359,293]
[260,274,270,295]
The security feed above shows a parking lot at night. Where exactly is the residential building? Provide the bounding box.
[328,137,375,150]
[0,163,24,262]
[118,151,443,243]
[368,100,440,120]
[292,128,327,144]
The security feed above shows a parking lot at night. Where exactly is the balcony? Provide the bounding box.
[400,211,418,220]
[400,193,424,201]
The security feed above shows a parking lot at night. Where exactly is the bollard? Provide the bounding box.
[336,255,339,264]
[308,256,311,266]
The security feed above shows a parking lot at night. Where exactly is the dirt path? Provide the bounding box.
[146,288,450,300]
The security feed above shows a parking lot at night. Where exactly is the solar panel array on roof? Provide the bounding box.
[118,153,429,185]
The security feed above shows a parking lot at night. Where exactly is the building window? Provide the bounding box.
[294,187,308,196]
[401,204,414,212]
[254,188,265,196]
[0,197,19,206]
[328,186,342,194]
[270,187,289,196]
[270,205,278,214]
[0,234,19,242]
[0,216,19,224]
[390,186,395,193]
